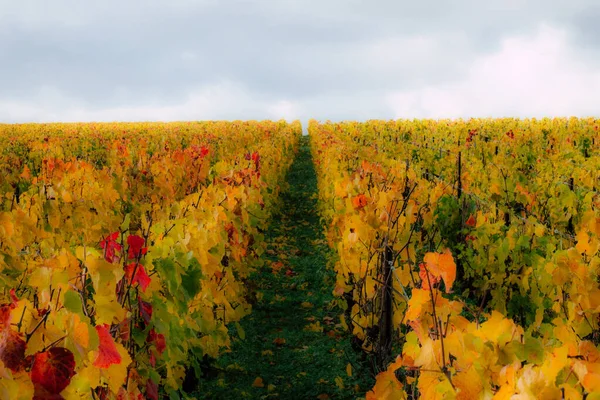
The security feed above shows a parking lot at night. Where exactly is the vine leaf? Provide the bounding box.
[93,324,121,368]
[423,250,456,293]
[0,290,26,372]
[124,263,151,292]
[30,347,75,396]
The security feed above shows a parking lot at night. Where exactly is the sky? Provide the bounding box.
[1,0,599,123]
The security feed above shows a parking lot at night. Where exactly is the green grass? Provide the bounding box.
[195,136,373,399]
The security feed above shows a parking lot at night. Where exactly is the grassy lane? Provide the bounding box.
[196,136,372,399]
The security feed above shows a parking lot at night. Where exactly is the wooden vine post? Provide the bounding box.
[567,177,575,235]
[377,242,394,369]
[457,150,462,200]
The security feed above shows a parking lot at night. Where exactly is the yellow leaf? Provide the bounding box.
[346,363,352,377]
[414,338,438,370]
[474,311,522,346]
[576,230,591,255]
[405,289,430,322]
[576,229,599,256]
[102,343,132,394]
[67,313,94,360]
[453,367,483,399]
[304,322,324,332]
[366,356,406,400]
[69,364,101,394]
[0,214,14,237]
[235,322,246,340]
[62,190,73,203]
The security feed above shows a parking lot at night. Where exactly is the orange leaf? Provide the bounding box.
[465,214,476,227]
[423,250,456,293]
[418,263,440,291]
[271,261,285,274]
[252,377,265,388]
[405,289,431,322]
[367,356,406,399]
[352,194,369,209]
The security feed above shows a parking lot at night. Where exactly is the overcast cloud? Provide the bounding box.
[1,0,599,123]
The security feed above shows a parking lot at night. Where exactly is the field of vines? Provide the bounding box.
[0,121,301,399]
[310,118,600,399]
[1,118,600,399]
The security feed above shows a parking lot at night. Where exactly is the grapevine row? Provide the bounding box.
[0,121,301,399]
[311,119,600,399]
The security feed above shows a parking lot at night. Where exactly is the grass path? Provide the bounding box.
[197,136,372,399]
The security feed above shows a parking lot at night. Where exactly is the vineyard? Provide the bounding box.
[0,118,599,399]
[0,121,301,399]
[310,118,600,399]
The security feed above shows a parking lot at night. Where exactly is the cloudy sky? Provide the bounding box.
[1,0,599,123]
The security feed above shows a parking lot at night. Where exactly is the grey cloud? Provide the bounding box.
[0,0,599,121]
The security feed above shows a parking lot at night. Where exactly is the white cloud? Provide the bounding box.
[267,100,301,121]
[0,82,301,122]
[180,51,199,62]
[386,23,600,118]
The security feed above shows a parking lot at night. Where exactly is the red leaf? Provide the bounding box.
[147,329,166,355]
[100,232,122,263]
[116,387,144,400]
[138,298,153,324]
[0,327,26,372]
[200,146,209,157]
[225,223,236,241]
[146,379,159,400]
[0,293,26,372]
[116,318,130,342]
[251,151,260,170]
[155,335,166,354]
[93,324,122,368]
[33,392,65,400]
[30,347,75,395]
[9,289,18,305]
[0,307,11,331]
[127,235,147,260]
[465,214,476,227]
[124,263,151,292]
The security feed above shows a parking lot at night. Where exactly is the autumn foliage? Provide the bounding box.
[311,118,600,399]
[0,121,301,398]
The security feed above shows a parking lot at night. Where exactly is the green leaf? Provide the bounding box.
[63,290,83,315]
[235,322,245,340]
